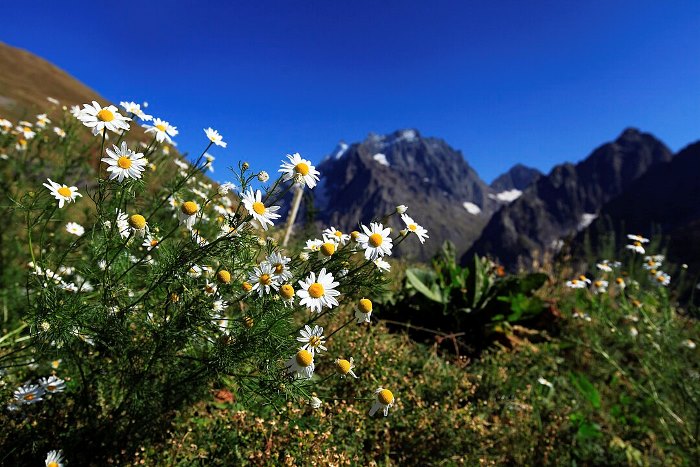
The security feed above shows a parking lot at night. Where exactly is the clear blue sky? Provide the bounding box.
[3,1,699,183]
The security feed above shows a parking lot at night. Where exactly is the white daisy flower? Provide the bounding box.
[626,242,645,254]
[643,257,663,270]
[257,170,269,182]
[39,375,66,394]
[279,152,320,188]
[77,101,131,136]
[144,118,178,144]
[120,101,152,121]
[335,357,358,379]
[248,262,280,296]
[286,349,315,379]
[615,277,626,289]
[395,204,408,214]
[43,179,82,208]
[565,275,590,289]
[304,238,324,252]
[204,127,227,148]
[17,123,36,139]
[309,396,323,409]
[279,284,295,306]
[296,325,327,355]
[400,214,429,244]
[297,268,340,313]
[323,227,350,245]
[373,258,391,272]
[218,181,237,195]
[354,298,373,324]
[591,279,608,294]
[187,264,202,278]
[178,201,200,230]
[65,222,85,236]
[369,387,395,417]
[654,271,671,287]
[36,113,51,128]
[682,339,696,349]
[14,384,45,405]
[213,299,228,313]
[45,450,65,467]
[204,281,218,296]
[627,234,649,243]
[240,187,281,230]
[53,127,66,138]
[357,222,393,260]
[101,141,148,182]
[265,252,293,282]
[127,214,149,238]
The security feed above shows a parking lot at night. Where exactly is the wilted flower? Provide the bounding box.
[369,387,395,417]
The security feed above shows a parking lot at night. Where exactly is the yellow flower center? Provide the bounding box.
[181,201,198,216]
[274,263,284,274]
[634,241,641,247]
[150,239,159,247]
[24,394,34,401]
[571,279,579,285]
[280,284,294,299]
[295,162,310,176]
[656,275,665,282]
[117,156,132,169]
[57,186,72,197]
[578,275,587,281]
[217,270,231,284]
[260,273,272,286]
[51,360,60,368]
[128,214,146,230]
[252,201,266,215]
[243,316,254,328]
[23,126,32,133]
[369,233,383,247]
[408,224,417,231]
[97,108,115,122]
[48,462,58,467]
[320,242,335,257]
[242,282,253,292]
[378,389,394,405]
[308,335,322,348]
[308,283,324,298]
[594,281,603,288]
[350,231,360,241]
[334,231,343,237]
[205,284,216,294]
[47,385,56,391]
[650,269,657,275]
[616,278,624,284]
[336,359,351,375]
[296,349,313,367]
[156,123,167,132]
[359,298,373,313]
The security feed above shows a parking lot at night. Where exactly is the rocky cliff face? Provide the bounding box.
[466,128,673,269]
[306,129,497,260]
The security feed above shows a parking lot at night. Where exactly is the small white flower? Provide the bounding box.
[537,377,554,389]
[357,222,393,260]
[335,357,358,379]
[45,449,65,467]
[76,101,131,136]
[296,325,327,355]
[14,384,45,405]
[53,127,66,138]
[39,375,66,393]
[101,141,148,182]
[144,118,178,144]
[309,396,323,409]
[354,298,373,324]
[297,268,341,313]
[178,201,200,230]
[369,387,395,417]
[257,171,269,182]
[682,339,696,349]
[264,252,293,282]
[120,101,152,121]
[241,188,281,230]
[627,234,650,243]
[373,258,391,272]
[65,222,85,236]
[204,127,227,148]
[279,152,320,188]
[248,262,280,296]
[396,205,408,214]
[286,349,315,379]
[43,179,82,208]
[591,279,608,294]
[218,182,237,195]
[323,227,351,245]
[400,214,429,244]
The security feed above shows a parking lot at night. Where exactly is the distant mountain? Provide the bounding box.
[466,128,673,269]
[307,129,498,260]
[576,140,700,273]
[489,164,542,204]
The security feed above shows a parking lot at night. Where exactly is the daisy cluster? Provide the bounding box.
[8,95,433,432]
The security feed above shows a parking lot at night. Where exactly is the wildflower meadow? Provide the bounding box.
[0,98,698,466]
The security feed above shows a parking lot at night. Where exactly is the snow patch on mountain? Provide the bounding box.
[373,153,390,166]
[462,202,482,215]
[488,189,522,203]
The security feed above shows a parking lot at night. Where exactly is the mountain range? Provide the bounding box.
[2,41,698,271]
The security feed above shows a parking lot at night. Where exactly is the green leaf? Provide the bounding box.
[406,268,445,303]
[570,372,601,409]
